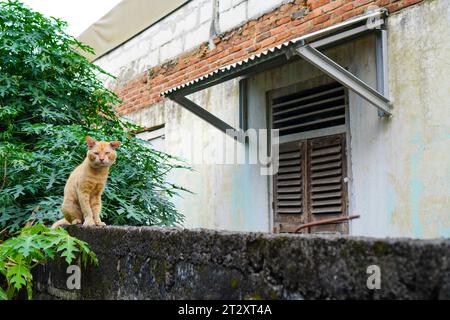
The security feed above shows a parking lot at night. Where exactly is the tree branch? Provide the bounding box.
[0,159,6,191]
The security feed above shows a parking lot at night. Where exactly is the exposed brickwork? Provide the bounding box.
[113,0,425,115]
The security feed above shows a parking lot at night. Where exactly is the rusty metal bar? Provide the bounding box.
[295,215,360,233]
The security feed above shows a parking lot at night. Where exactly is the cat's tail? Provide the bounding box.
[51,218,70,229]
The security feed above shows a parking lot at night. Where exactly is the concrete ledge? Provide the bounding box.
[33,226,450,299]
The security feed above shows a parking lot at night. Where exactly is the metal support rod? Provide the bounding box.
[295,215,360,233]
[170,95,238,135]
[285,24,374,60]
[376,28,389,117]
[288,8,387,45]
[294,45,392,115]
[309,24,371,49]
[239,78,248,131]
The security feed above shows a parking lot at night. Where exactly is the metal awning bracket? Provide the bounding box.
[165,8,392,136]
[169,95,242,140]
[293,43,392,116]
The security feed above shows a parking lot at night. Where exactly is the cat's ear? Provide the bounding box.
[86,136,96,149]
[110,141,121,149]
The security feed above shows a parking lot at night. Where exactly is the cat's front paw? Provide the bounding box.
[95,220,106,226]
[83,218,95,227]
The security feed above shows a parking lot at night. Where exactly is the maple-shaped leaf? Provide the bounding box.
[19,224,47,236]
[76,239,99,267]
[6,259,32,290]
[0,223,98,299]
[57,235,80,265]
[15,235,42,258]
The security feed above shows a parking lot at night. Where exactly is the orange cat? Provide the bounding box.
[51,136,120,228]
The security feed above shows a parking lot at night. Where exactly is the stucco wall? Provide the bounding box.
[351,0,450,238]
[126,78,249,231]
[33,226,450,300]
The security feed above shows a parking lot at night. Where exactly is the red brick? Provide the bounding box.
[270,25,288,36]
[256,32,271,42]
[312,13,331,24]
[321,1,345,13]
[309,0,330,10]
[354,0,374,7]
[114,0,425,115]
[402,0,422,7]
[332,3,354,17]
[276,16,292,26]
[259,36,278,48]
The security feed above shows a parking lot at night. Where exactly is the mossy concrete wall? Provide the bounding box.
[33,226,450,299]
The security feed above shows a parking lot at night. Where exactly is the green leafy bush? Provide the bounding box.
[0,0,189,232]
[0,223,97,300]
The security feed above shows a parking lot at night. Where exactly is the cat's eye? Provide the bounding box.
[94,152,99,155]
[105,152,110,155]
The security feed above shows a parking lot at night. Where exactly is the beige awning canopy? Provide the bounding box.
[78,0,189,61]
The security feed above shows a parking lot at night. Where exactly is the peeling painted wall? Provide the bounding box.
[117,0,449,238]
[362,0,450,238]
[125,78,262,231]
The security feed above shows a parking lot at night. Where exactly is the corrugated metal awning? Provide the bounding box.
[161,8,387,97]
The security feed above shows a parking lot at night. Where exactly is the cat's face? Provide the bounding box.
[86,136,120,168]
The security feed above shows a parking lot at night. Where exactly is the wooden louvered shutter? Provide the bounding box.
[307,134,348,233]
[273,134,348,234]
[273,141,307,233]
[272,82,346,137]
[270,81,349,234]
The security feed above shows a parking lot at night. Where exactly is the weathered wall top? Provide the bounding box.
[34,226,450,299]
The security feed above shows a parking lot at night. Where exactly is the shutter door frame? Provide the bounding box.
[273,140,308,233]
[269,79,349,234]
[273,133,349,234]
[306,133,348,234]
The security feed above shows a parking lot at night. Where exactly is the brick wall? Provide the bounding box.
[113,0,424,115]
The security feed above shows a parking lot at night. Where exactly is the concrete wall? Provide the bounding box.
[351,0,450,238]
[126,77,252,231]
[95,0,290,87]
[33,226,450,299]
[99,0,450,238]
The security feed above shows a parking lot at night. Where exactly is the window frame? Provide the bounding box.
[267,77,351,234]
[136,125,166,152]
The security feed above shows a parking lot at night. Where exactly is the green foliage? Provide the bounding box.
[0,223,97,300]
[0,1,189,232]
